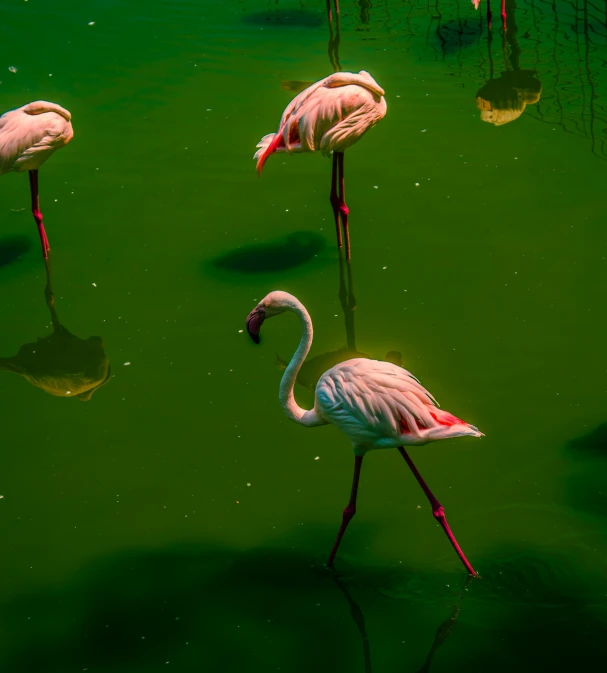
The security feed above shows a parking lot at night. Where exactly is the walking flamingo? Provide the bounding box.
[245,291,482,575]
[0,101,74,259]
[254,71,386,260]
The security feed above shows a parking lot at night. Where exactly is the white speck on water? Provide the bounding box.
[92,282,97,287]
[415,183,420,187]
[206,108,212,111]
[65,391,71,395]
[247,483,251,487]
[88,21,95,26]
[382,266,387,270]
[373,185,378,189]
[124,362,131,366]
[421,129,427,133]
[8,66,17,73]
[314,456,320,460]
[0,496,4,499]
[238,329,243,333]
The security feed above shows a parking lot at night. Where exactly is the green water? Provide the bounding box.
[1,0,607,670]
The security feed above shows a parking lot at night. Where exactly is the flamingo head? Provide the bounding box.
[245,291,297,344]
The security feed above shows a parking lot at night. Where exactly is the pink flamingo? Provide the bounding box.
[0,101,74,259]
[254,71,386,260]
[246,291,482,575]
[473,0,507,31]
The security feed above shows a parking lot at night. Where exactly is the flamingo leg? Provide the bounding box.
[28,170,50,259]
[337,151,351,260]
[330,152,343,249]
[398,447,477,577]
[501,0,507,31]
[327,455,363,567]
[486,0,492,30]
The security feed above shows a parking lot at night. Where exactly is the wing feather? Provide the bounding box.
[315,358,481,448]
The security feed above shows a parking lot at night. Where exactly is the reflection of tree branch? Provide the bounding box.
[327,4,342,72]
[414,575,472,673]
[331,570,373,673]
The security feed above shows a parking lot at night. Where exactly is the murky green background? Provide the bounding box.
[1,0,606,670]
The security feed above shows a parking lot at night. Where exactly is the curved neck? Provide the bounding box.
[279,300,324,427]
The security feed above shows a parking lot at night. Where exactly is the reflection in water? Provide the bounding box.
[212,231,326,274]
[476,2,542,126]
[276,253,402,392]
[0,234,32,267]
[0,259,111,400]
[331,571,373,673]
[414,576,471,673]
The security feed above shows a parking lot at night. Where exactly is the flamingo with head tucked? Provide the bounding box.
[245,291,482,575]
[0,101,74,259]
[254,71,386,260]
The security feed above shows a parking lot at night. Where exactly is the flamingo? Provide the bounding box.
[0,101,74,259]
[245,291,482,575]
[254,71,386,260]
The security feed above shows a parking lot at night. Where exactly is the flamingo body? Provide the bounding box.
[246,291,482,574]
[0,101,73,259]
[254,71,386,259]
[254,71,386,174]
[315,358,482,454]
[0,101,73,174]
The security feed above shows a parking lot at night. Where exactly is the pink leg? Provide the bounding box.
[337,152,351,260]
[486,0,493,30]
[327,455,363,567]
[398,447,477,577]
[501,0,507,31]
[28,170,50,259]
[330,153,343,249]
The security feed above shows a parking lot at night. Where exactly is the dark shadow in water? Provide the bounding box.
[0,235,32,268]
[566,423,607,458]
[0,259,111,400]
[243,8,323,29]
[0,532,378,673]
[433,19,482,56]
[6,540,605,673]
[276,252,402,393]
[565,423,607,517]
[211,231,326,274]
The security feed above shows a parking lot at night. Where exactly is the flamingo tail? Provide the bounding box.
[254,132,285,175]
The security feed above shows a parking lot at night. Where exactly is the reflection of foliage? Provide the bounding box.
[341,0,607,158]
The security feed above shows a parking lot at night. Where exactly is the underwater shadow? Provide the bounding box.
[0,533,382,673]
[242,8,323,29]
[0,258,111,400]
[564,422,607,517]
[210,231,326,275]
[0,234,32,268]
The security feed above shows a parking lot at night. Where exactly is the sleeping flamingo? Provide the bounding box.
[254,71,386,260]
[0,101,74,259]
[246,291,482,575]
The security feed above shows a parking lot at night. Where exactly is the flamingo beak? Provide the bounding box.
[246,307,266,344]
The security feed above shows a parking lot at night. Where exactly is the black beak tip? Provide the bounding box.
[250,332,260,345]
